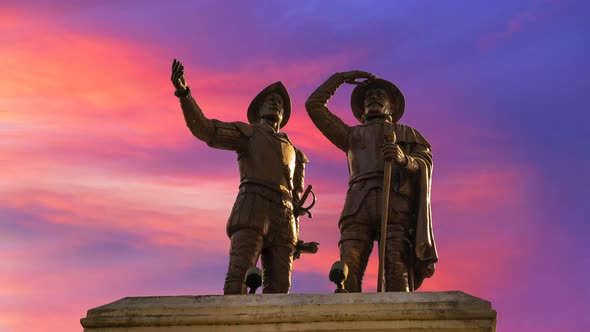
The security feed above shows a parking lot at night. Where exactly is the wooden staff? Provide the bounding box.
[378,124,396,292]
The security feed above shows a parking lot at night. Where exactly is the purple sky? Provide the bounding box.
[1,1,589,331]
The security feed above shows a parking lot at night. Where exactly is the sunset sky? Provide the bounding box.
[1,1,589,331]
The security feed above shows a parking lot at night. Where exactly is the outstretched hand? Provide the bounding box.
[334,70,377,85]
[171,59,188,94]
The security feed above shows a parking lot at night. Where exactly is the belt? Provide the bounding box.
[240,177,293,201]
[348,171,383,186]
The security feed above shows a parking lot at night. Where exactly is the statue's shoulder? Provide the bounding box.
[395,123,431,148]
[214,120,254,137]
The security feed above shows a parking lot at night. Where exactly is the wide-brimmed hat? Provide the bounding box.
[247,81,291,128]
[350,78,405,123]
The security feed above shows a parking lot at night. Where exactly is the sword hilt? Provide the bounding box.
[295,184,315,218]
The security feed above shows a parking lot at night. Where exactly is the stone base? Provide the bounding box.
[81,291,496,332]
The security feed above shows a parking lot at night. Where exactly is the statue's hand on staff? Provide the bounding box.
[171,59,188,95]
[382,142,407,166]
[331,70,377,85]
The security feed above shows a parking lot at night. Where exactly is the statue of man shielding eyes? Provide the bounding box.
[305,71,438,292]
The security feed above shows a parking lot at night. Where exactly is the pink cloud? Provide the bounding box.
[1,151,244,260]
[0,233,228,332]
[0,10,357,159]
[434,165,532,216]
[478,2,565,50]
[0,8,559,332]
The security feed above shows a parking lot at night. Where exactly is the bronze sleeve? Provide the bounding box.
[178,88,215,143]
[292,149,308,205]
[178,89,247,151]
[292,162,305,205]
[305,75,350,152]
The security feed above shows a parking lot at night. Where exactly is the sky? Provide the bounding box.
[0,0,589,331]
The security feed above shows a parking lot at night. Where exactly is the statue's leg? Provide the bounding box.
[339,189,378,292]
[223,228,263,294]
[260,243,295,293]
[339,237,373,292]
[261,207,296,294]
[384,214,411,292]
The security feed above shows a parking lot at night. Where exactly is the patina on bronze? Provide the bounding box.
[306,71,438,292]
[171,59,316,294]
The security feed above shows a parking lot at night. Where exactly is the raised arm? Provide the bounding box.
[305,71,376,152]
[172,59,248,151]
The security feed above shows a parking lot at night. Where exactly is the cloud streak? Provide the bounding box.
[1,2,588,332]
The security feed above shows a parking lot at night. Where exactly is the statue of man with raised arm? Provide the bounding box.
[305,71,438,292]
[171,60,311,294]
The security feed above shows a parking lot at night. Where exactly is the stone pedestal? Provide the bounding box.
[81,291,496,332]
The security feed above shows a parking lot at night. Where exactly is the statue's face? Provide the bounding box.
[258,92,284,127]
[363,88,392,117]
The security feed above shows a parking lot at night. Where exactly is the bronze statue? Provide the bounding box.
[171,59,315,294]
[305,71,438,292]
